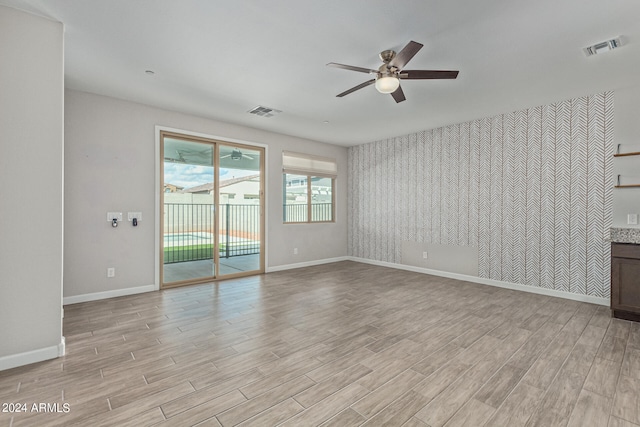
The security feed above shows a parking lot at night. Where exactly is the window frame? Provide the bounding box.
[282,151,337,224]
[283,173,335,224]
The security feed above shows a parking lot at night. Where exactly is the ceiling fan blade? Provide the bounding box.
[327,62,377,74]
[390,86,406,103]
[220,154,231,159]
[336,79,376,97]
[243,154,254,160]
[165,157,186,163]
[401,70,459,79]
[390,41,423,69]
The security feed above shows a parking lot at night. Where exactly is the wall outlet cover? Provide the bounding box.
[628,214,638,225]
[128,212,142,221]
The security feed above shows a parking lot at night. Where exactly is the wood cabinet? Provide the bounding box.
[611,243,640,321]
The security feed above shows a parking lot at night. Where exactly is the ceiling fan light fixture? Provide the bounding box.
[375,75,400,94]
[230,149,243,161]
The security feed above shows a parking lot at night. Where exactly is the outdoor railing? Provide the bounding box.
[283,203,332,223]
[164,202,333,264]
[164,203,260,264]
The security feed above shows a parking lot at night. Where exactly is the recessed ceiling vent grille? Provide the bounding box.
[248,106,282,118]
[583,37,623,57]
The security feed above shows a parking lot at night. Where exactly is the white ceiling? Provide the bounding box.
[2,0,639,146]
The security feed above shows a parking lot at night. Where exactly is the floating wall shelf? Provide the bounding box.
[614,145,640,187]
[615,174,640,189]
[614,144,640,157]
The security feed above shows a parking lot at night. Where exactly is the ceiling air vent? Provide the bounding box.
[248,106,282,118]
[583,37,623,57]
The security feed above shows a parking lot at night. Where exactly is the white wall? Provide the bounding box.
[64,90,348,301]
[613,83,640,227]
[0,6,64,369]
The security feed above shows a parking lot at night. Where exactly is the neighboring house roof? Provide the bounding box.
[181,182,212,193]
[220,174,260,189]
[182,174,260,193]
[164,183,184,190]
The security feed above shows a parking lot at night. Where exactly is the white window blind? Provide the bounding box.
[282,151,337,178]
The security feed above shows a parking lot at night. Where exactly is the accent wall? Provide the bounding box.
[348,92,614,299]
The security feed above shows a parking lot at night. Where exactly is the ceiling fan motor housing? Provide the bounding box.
[378,63,398,78]
[379,49,396,63]
[231,149,242,160]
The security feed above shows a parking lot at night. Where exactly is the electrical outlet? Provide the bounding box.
[628,214,638,225]
[423,251,428,259]
[293,248,298,255]
[107,267,115,278]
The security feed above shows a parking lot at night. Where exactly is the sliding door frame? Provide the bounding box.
[156,127,266,290]
[215,140,265,281]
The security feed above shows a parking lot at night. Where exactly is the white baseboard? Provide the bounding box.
[267,256,351,273]
[0,338,65,371]
[349,257,609,307]
[63,284,155,305]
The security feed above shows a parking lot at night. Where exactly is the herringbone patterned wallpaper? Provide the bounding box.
[348,92,614,298]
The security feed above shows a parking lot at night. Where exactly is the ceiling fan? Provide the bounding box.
[221,149,253,161]
[327,40,459,103]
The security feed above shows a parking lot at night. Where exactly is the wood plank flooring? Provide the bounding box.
[1,261,639,426]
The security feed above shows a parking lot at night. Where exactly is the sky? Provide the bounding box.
[164,163,255,190]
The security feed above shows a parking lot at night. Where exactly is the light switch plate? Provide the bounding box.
[107,212,123,221]
[128,212,142,221]
[628,213,638,225]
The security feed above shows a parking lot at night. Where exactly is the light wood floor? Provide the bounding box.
[1,261,639,427]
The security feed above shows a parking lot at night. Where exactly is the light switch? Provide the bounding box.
[628,214,638,225]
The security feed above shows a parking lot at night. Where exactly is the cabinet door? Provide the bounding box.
[611,256,640,312]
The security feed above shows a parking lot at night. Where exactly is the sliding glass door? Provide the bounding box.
[160,132,264,288]
[218,144,263,275]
